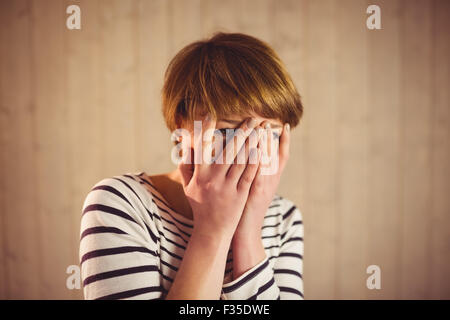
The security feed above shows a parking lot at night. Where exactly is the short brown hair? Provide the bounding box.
[162,32,303,131]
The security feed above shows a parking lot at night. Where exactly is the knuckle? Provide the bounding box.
[194,174,206,185]
[241,173,254,185]
[253,178,264,190]
[195,174,213,187]
[204,180,220,193]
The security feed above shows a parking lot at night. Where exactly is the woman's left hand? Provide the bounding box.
[232,121,291,242]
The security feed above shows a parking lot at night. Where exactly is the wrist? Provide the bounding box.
[230,234,266,280]
[191,228,234,247]
[232,230,263,249]
[233,222,263,241]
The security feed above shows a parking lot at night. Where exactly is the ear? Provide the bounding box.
[174,114,183,129]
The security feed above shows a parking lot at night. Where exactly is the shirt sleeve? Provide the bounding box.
[79,177,163,300]
[273,205,304,299]
[221,203,304,300]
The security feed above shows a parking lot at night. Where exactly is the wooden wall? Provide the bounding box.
[0,0,449,299]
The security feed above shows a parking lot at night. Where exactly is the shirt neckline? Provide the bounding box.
[139,171,195,225]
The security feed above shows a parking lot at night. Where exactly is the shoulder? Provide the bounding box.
[82,172,155,224]
[268,195,304,231]
[83,172,146,205]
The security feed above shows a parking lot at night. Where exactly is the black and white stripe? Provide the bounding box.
[79,172,304,300]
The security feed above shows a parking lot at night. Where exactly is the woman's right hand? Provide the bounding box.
[178,115,262,239]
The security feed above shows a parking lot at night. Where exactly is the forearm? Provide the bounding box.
[165,230,233,300]
[231,233,266,280]
[222,232,281,300]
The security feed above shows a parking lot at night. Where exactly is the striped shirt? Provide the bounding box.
[79,171,304,300]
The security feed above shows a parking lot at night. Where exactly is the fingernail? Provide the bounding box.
[264,123,271,130]
[285,123,290,132]
[247,118,257,129]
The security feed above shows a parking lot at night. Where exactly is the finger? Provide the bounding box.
[258,122,271,168]
[214,117,261,171]
[237,146,262,192]
[264,122,273,157]
[279,123,290,171]
[193,113,216,174]
[226,129,259,182]
[202,115,218,165]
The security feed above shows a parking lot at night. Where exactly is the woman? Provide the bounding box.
[79,32,304,300]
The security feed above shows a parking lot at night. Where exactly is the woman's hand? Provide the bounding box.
[229,121,290,280]
[168,115,263,299]
[178,115,262,239]
[233,121,291,241]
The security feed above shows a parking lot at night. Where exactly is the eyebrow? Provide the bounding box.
[220,119,283,129]
[220,119,242,125]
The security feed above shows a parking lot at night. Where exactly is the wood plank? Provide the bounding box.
[301,0,338,299]
[64,0,102,299]
[430,0,450,299]
[136,0,173,175]
[31,0,72,298]
[239,0,273,42]
[334,0,369,299]
[271,0,310,298]
[97,0,138,176]
[0,0,42,299]
[201,0,242,35]
[366,0,402,299]
[0,0,9,300]
[169,0,203,58]
[399,0,433,299]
